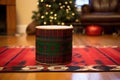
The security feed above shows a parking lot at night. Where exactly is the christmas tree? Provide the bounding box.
[32,0,80,25]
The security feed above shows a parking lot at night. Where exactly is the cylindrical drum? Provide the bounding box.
[36,25,73,64]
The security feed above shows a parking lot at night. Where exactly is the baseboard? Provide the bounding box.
[16,25,27,34]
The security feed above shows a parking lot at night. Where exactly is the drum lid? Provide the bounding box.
[36,25,73,30]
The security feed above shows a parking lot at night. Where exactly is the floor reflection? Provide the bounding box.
[72,73,102,80]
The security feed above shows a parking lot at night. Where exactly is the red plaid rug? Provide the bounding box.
[0,46,120,72]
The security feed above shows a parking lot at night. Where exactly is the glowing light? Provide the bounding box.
[72,13,75,16]
[45,12,48,15]
[41,0,44,2]
[54,14,57,16]
[44,22,47,24]
[41,16,44,19]
[61,22,65,25]
[65,2,68,4]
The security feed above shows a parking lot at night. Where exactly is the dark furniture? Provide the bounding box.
[80,0,120,33]
[0,0,16,34]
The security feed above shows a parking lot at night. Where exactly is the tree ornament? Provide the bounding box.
[85,25,103,36]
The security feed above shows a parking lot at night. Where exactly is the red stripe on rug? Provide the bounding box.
[5,48,36,67]
[0,48,24,66]
[71,48,115,66]
[89,48,116,65]
[0,47,8,53]
[98,48,120,64]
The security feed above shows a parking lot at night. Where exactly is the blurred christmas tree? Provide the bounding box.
[32,0,80,25]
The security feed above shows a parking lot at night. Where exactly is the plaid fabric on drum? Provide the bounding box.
[36,53,72,64]
[36,26,73,64]
[36,29,72,39]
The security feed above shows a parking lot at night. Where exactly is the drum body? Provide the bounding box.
[36,25,73,64]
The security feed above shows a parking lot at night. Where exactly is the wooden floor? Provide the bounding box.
[0,33,120,80]
[0,33,120,47]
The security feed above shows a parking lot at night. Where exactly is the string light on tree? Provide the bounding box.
[49,16,54,20]
[72,13,75,16]
[54,14,57,17]
[40,0,44,2]
[37,1,39,5]
[75,19,79,22]
[44,22,47,25]
[50,19,52,22]
[69,1,72,4]
[49,5,51,8]
[66,9,69,13]
[45,12,48,15]
[54,17,57,20]
[67,6,70,9]
[57,22,60,25]
[46,4,49,7]
[61,22,65,25]
[60,5,63,9]
[59,3,62,5]
[63,5,65,8]
[65,1,68,4]
[41,16,44,19]
[50,12,53,14]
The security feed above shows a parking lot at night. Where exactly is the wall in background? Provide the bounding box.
[16,0,37,33]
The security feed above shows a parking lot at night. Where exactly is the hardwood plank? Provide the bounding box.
[0,34,120,47]
[0,72,120,80]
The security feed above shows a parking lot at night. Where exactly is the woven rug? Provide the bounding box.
[0,46,120,72]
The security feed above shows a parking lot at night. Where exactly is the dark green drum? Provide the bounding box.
[36,25,73,64]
